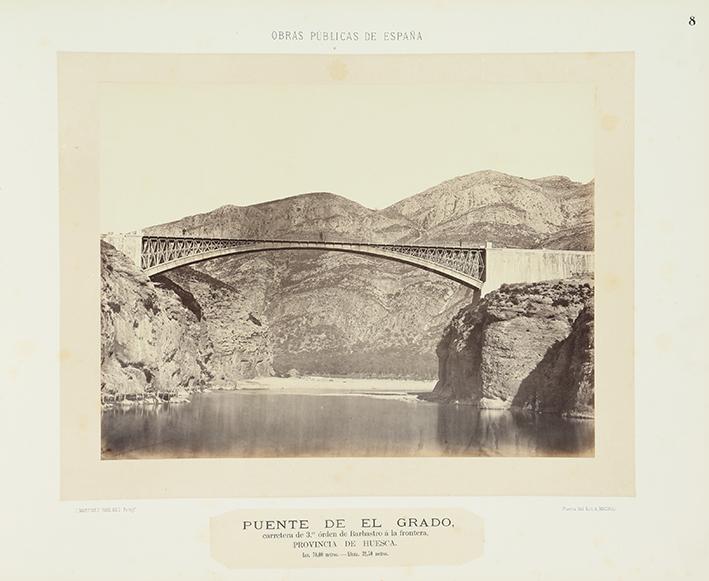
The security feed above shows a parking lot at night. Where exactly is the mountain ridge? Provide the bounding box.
[143,169,593,251]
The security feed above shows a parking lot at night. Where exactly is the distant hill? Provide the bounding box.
[145,192,420,243]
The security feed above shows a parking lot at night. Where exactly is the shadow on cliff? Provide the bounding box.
[513,341,565,412]
[151,273,203,321]
[512,304,595,417]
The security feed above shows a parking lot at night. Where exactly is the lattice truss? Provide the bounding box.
[140,236,486,281]
[141,237,250,269]
[373,244,485,280]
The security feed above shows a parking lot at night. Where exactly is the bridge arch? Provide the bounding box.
[139,238,486,290]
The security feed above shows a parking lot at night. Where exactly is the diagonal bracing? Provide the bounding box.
[140,236,486,282]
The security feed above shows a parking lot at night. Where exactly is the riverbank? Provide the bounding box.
[101,376,436,409]
[239,375,435,394]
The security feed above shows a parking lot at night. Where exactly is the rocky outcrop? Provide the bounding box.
[100,241,212,398]
[428,278,594,416]
[101,241,274,399]
[157,266,274,383]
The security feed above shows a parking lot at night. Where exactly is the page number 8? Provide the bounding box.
[689,16,696,25]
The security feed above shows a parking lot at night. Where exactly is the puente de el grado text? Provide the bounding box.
[103,233,594,297]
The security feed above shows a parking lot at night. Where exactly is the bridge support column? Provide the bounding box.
[470,287,482,305]
[102,233,143,270]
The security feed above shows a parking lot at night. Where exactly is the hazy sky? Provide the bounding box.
[99,81,594,233]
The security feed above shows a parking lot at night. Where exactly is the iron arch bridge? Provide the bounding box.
[137,236,486,289]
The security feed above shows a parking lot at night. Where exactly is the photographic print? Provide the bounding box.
[10,2,709,580]
[98,77,596,459]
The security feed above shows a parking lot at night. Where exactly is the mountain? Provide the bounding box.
[195,250,470,378]
[386,170,593,249]
[145,192,420,243]
[147,171,593,250]
[137,170,593,379]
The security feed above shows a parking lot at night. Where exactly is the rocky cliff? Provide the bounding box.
[100,241,273,399]
[428,278,594,417]
[156,266,274,383]
[139,171,593,378]
[100,241,211,399]
[513,303,595,417]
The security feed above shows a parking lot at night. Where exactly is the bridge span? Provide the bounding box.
[102,233,593,296]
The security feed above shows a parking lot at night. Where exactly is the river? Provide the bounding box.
[101,377,594,459]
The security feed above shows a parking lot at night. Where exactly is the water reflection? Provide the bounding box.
[436,405,594,457]
[102,391,594,459]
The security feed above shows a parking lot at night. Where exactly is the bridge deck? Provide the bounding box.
[138,235,487,287]
[101,233,593,294]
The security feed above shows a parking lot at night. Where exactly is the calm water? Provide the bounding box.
[101,387,594,459]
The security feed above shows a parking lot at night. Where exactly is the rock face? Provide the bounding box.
[100,241,273,397]
[100,241,211,397]
[155,266,274,383]
[139,171,593,378]
[192,250,471,378]
[429,278,594,416]
[267,252,471,378]
[513,304,595,417]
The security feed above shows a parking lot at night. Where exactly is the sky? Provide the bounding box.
[99,81,595,233]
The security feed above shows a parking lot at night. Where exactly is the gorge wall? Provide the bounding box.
[100,241,210,397]
[428,277,594,417]
[100,241,273,398]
